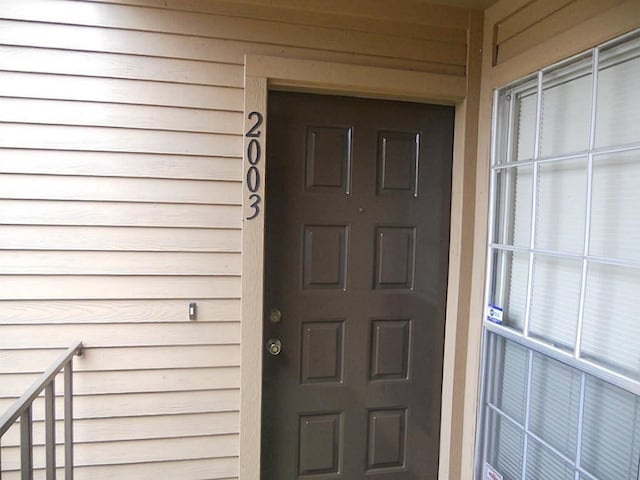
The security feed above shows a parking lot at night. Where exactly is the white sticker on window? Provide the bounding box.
[487,304,504,324]
[486,463,503,480]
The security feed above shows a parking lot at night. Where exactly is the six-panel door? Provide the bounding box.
[262,92,454,479]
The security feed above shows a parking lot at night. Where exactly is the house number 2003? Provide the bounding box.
[245,111,263,220]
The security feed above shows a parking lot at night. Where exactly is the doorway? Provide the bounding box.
[261,91,454,478]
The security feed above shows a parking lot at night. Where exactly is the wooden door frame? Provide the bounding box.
[240,16,483,477]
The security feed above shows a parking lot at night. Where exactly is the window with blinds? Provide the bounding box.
[477,30,640,480]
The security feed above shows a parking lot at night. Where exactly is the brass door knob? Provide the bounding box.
[266,338,282,356]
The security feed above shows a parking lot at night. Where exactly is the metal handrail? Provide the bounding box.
[0,341,83,480]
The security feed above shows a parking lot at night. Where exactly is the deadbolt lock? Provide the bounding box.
[266,338,282,356]
[269,308,282,323]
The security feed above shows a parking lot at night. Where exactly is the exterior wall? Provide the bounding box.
[460,1,640,478]
[0,1,474,478]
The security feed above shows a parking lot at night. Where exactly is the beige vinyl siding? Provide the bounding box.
[0,0,472,478]
[0,251,240,275]
[0,0,468,75]
[0,299,240,323]
[0,150,242,181]
[0,389,240,420]
[0,410,239,446]
[0,226,241,251]
[0,345,241,372]
[0,458,240,480]
[492,0,628,65]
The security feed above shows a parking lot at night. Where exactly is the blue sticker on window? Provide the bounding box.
[487,305,504,325]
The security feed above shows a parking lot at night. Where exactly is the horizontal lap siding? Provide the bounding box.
[0,411,239,446]
[0,0,470,477]
[0,251,241,275]
[0,345,241,372]
[0,390,240,420]
[493,0,625,64]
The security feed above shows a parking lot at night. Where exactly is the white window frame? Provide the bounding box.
[476,28,640,480]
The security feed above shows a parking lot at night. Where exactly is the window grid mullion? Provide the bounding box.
[498,95,517,306]
[488,244,640,269]
[574,372,588,480]
[481,332,496,474]
[486,400,599,480]
[533,71,544,161]
[575,46,600,359]
[485,320,640,396]
[492,140,640,170]
[520,350,534,480]
[505,90,516,166]
[522,71,543,338]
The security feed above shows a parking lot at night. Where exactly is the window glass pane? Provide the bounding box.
[482,336,640,480]
[529,354,581,458]
[489,249,529,332]
[529,255,581,351]
[535,158,587,254]
[512,90,537,162]
[525,440,575,480]
[595,36,640,148]
[581,377,640,480]
[494,166,533,247]
[581,263,640,380]
[540,57,593,157]
[590,150,640,262]
[486,409,524,480]
[488,336,528,423]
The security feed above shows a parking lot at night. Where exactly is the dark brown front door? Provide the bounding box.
[262,91,454,479]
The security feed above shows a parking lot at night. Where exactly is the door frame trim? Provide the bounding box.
[240,19,482,476]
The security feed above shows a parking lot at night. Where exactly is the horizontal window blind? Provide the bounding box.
[479,29,640,480]
[483,333,640,480]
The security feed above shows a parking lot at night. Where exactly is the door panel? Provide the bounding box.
[262,91,454,479]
